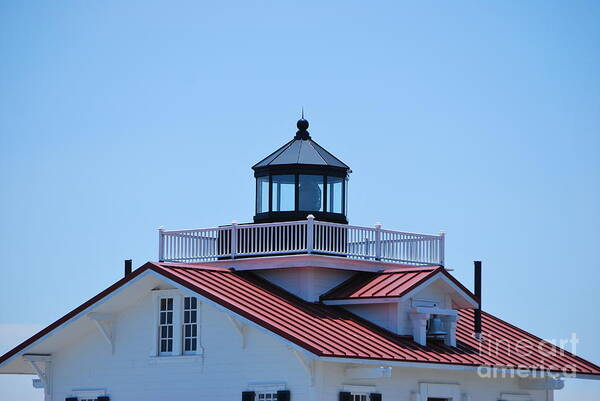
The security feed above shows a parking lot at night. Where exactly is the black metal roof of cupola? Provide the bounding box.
[252,117,351,224]
[252,118,350,171]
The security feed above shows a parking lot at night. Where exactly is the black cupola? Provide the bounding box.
[252,117,351,224]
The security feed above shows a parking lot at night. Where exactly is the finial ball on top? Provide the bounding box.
[297,118,309,131]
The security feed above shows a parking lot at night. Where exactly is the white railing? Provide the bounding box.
[158,216,445,266]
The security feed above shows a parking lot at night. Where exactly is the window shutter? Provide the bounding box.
[370,393,382,401]
[277,390,291,401]
[339,391,352,401]
[97,397,110,401]
[65,398,78,401]
[242,391,255,401]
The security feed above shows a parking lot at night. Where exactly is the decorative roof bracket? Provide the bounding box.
[87,312,114,354]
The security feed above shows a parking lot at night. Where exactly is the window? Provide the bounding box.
[341,386,378,401]
[256,176,269,213]
[183,296,198,354]
[272,175,295,211]
[499,394,532,401]
[247,383,287,401]
[418,383,460,401]
[153,290,201,357]
[70,389,107,400]
[158,297,174,354]
[299,174,324,211]
[256,392,278,400]
[327,176,343,213]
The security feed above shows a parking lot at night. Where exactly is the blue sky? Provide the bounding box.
[1,1,599,399]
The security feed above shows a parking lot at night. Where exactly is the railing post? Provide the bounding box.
[231,221,238,259]
[439,230,445,266]
[158,226,165,262]
[306,215,315,254]
[374,223,382,261]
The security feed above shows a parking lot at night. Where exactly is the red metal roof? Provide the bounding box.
[321,267,477,304]
[1,262,599,377]
[152,263,599,375]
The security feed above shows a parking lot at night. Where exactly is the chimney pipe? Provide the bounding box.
[124,259,132,277]
[474,260,482,337]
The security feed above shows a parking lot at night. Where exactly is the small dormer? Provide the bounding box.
[321,267,478,347]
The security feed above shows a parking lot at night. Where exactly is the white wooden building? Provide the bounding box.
[1,118,598,401]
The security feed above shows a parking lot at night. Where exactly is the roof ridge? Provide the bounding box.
[319,271,377,301]
[309,138,350,168]
[322,266,445,300]
[301,139,327,165]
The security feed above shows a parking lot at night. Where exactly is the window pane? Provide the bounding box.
[158,297,175,355]
[272,175,295,211]
[344,178,348,215]
[183,296,199,354]
[299,175,324,211]
[256,176,270,213]
[327,176,343,213]
[257,393,279,400]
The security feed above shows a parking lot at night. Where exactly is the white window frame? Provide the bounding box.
[248,383,286,401]
[158,295,175,355]
[151,289,202,357]
[255,391,279,400]
[71,388,106,400]
[499,394,532,401]
[343,385,377,401]
[182,295,199,355]
[418,382,461,400]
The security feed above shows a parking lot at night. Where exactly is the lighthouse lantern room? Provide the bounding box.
[252,117,351,224]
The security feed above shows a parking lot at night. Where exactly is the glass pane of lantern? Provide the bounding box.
[299,175,324,211]
[272,175,295,211]
[327,176,343,213]
[344,178,348,214]
[256,176,269,213]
